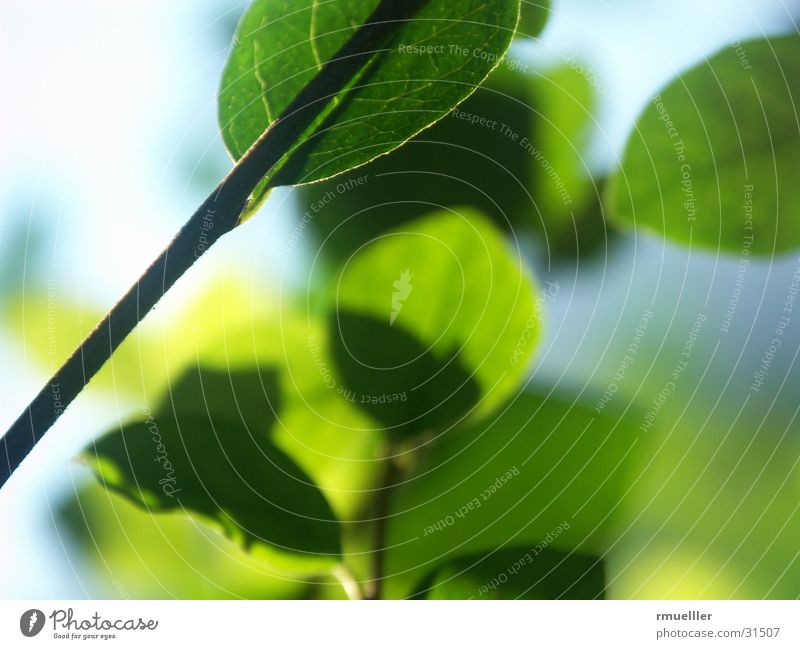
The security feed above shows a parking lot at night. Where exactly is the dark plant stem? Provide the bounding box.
[0,0,432,489]
[0,173,248,489]
[365,446,403,600]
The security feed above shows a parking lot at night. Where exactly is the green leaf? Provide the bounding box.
[383,392,637,597]
[2,293,163,398]
[294,59,600,262]
[328,209,539,437]
[330,310,482,438]
[608,35,800,254]
[294,65,536,259]
[57,485,309,598]
[534,63,596,227]
[218,0,520,214]
[412,546,605,599]
[146,291,386,520]
[81,366,341,574]
[519,0,550,38]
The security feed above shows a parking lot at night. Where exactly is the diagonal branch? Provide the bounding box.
[0,0,432,489]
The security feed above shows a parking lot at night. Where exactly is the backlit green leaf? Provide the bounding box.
[294,65,536,258]
[81,366,342,574]
[218,0,520,214]
[608,35,800,254]
[150,292,386,520]
[327,209,539,437]
[57,485,309,599]
[294,60,600,262]
[535,63,596,227]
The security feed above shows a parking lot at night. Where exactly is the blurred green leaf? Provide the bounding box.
[295,65,535,257]
[219,0,520,214]
[57,485,309,599]
[534,63,596,228]
[2,278,271,405]
[412,545,605,599]
[193,305,386,520]
[383,392,637,597]
[295,59,601,262]
[533,61,610,259]
[519,0,550,38]
[22,277,387,522]
[81,366,342,574]
[3,294,164,398]
[329,209,539,437]
[330,310,481,438]
[608,35,800,254]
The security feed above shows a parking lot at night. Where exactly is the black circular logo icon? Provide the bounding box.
[20,609,45,637]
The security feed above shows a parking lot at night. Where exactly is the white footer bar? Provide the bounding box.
[1,600,797,648]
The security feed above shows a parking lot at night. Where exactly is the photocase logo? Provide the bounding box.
[20,609,45,637]
[390,269,413,326]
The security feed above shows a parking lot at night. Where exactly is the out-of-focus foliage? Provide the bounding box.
[16,0,800,604]
[331,310,483,440]
[383,393,636,597]
[608,35,800,253]
[612,402,800,599]
[191,306,385,520]
[296,65,536,253]
[3,294,163,397]
[57,484,311,599]
[83,366,342,574]
[77,205,542,581]
[330,209,539,435]
[412,546,605,599]
[535,64,596,227]
[519,0,550,38]
[296,59,603,262]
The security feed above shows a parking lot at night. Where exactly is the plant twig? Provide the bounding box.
[365,447,403,599]
[0,0,431,489]
[331,564,365,601]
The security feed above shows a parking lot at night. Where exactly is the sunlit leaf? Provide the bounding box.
[82,366,342,574]
[534,63,596,228]
[294,60,600,261]
[613,402,800,598]
[57,485,308,599]
[193,306,386,519]
[294,65,535,258]
[218,0,520,213]
[328,209,539,437]
[608,35,800,253]
[46,278,386,522]
[3,294,163,398]
[330,310,481,438]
